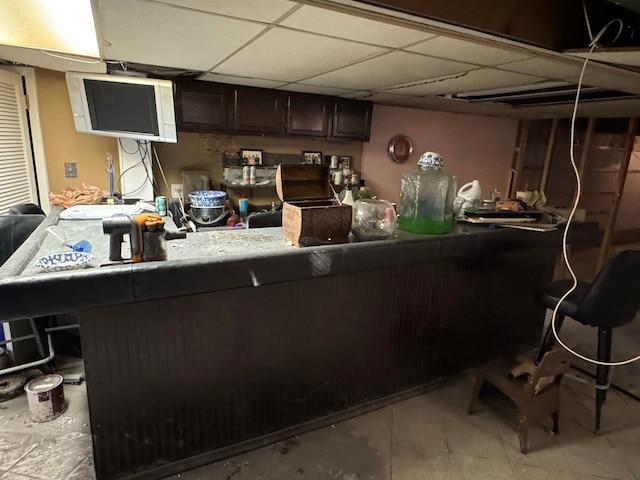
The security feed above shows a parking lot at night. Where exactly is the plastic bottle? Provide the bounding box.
[342,183,355,206]
[398,152,457,234]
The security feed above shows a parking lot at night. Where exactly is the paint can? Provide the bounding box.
[24,374,65,422]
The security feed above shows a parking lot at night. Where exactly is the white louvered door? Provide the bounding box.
[0,69,37,214]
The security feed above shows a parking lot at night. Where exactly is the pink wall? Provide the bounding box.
[362,105,519,204]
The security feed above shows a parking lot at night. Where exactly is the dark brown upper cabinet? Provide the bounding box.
[286,93,330,137]
[175,81,232,133]
[233,87,286,135]
[174,81,372,141]
[332,99,372,141]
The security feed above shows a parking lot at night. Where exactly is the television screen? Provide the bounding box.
[84,80,159,136]
[65,72,177,143]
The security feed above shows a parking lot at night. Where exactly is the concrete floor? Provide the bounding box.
[1,366,640,480]
[1,243,640,480]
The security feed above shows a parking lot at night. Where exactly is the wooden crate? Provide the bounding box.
[276,164,352,247]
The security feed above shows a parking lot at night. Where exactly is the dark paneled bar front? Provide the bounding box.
[0,219,569,480]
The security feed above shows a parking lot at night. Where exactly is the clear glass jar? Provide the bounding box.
[398,152,456,234]
[351,199,397,241]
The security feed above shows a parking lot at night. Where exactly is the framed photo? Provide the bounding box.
[241,149,263,166]
[303,151,323,165]
[340,156,351,169]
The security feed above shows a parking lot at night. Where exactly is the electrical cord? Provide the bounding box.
[581,0,624,47]
[551,23,640,367]
[117,139,154,196]
[152,144,189,226]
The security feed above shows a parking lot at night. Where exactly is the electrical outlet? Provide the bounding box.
[64,162,77,178]
[171,183,183,200]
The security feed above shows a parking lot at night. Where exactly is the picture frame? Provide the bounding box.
[241,149,263,166]
[302,151,323,165]
[340,156,351,169]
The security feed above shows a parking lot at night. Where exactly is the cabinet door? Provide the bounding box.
[332,99,373,141]
[234,87,286,135]
[286,93,330,137]
[175,82,231,133]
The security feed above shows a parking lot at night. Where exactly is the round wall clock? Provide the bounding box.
[388,135,414,163]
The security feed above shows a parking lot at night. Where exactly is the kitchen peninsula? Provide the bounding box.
[0,208,565,480]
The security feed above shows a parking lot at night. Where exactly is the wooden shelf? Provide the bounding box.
[223,182,276,189]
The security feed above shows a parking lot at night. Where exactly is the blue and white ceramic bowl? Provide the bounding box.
[34,252,93,273]
[189,190,227,207]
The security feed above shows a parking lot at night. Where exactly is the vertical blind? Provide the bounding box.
[0,69,37,214]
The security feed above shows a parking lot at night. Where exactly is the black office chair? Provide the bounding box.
[535,249,640,432]
[0,204,48,374]
[8,203,45,215]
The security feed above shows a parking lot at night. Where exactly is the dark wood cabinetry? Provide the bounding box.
[332,98,372,141]
[286,93,330,137]
[175,81,232,133]
[233,87,286,135]
[175,81,372,141]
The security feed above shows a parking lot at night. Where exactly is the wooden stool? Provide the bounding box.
[468,347,570,453]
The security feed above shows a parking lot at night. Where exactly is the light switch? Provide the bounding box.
[64,162,77,178]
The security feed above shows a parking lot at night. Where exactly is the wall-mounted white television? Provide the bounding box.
[65,72,177,143]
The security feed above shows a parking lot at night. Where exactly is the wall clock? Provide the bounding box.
[388,135,414,163]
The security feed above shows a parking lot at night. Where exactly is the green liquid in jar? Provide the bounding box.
[398,216,452,234]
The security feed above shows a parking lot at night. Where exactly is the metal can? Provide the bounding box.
[239,198,249,216]
[155,195,167,216]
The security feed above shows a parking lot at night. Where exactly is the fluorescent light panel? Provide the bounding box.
[0,0,100,58]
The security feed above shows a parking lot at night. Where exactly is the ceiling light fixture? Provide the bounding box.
[0,0,100,58]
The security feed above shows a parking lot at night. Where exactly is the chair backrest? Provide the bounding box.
[526,347,571,395]
[8,203,45,215]
[574,250,640,328]
[0,215,44,267]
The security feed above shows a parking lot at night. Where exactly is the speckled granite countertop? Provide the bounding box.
[0,205,588,321]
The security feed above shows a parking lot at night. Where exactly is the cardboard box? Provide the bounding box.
[276,164,352,247]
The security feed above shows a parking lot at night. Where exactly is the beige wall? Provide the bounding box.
[36,69,119,195]
[362,105,519,204]
[154,133,363,207]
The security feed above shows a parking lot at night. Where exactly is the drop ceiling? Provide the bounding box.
[3,0,640,119]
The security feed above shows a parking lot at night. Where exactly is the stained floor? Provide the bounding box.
[1,353,640,480]
[1,243,640,480]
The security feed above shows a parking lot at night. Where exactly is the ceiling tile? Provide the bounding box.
[148,0,297,23]
[382,68,543,96]
[364,92,420,106]
[301,51,474,90]
[499,58,585,79]
[340,91,377,99]
[198,73,287,89]
[578,71,640,94]
[99,0,267,71]
[279,5,434,47]
[277,83,353,96]
[566,48,640,68]
[212,28,386,82]
[405,36,529,66]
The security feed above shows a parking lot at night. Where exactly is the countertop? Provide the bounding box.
[0,206,595,321]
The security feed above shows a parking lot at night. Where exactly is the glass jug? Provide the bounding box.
[351,198,396,241]
[398,152,456,234]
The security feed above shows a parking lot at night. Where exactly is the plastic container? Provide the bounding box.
[142,224,167,262]
[398,152,456,234]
